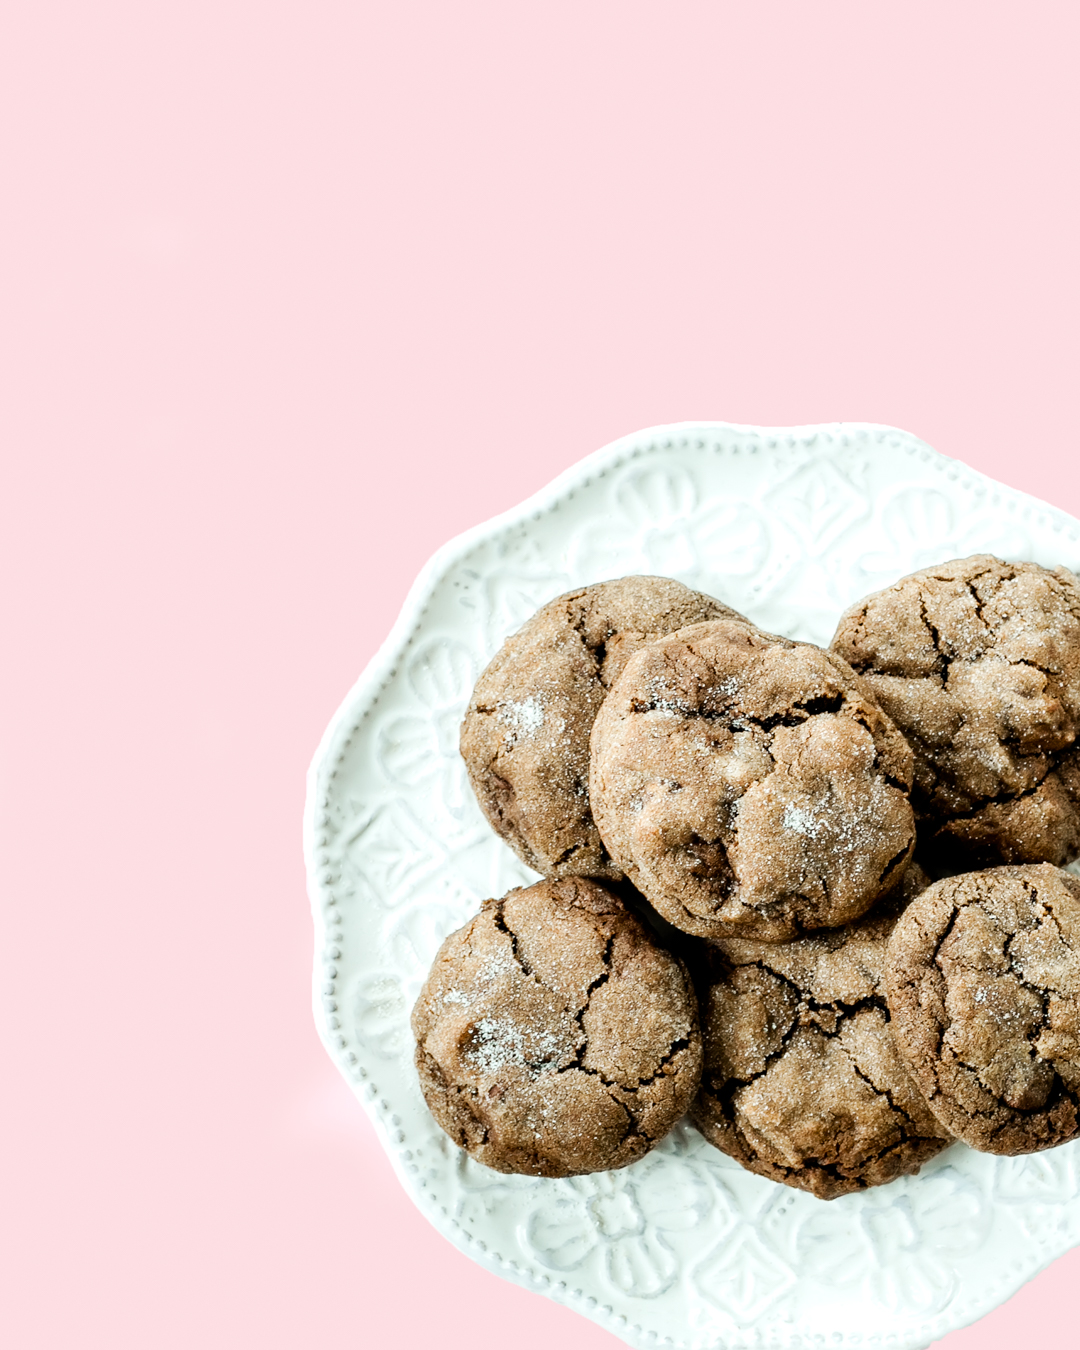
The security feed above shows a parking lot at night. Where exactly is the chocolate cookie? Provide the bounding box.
[459,577,742,879]
[412,877,702,1176]
[692,863,950,1200]
[885,863,1080,1155]
[831,555,1080,869]
[589,619,916,941]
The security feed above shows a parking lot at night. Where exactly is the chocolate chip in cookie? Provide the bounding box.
[460,577,743,880]
[831,555,1080,869]
[691,863,950,1200]
[885,863,1080,1155]
[412,877,703,1176]
[589,619,916,941]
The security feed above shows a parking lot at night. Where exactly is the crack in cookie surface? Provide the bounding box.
[412,877,703,1176]
[692,874,951,1199]
[885,863,1080,1154]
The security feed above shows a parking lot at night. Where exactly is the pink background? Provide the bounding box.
[4,2,1080,1346]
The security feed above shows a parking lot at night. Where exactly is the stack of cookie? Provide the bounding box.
[411,560,1080,1198]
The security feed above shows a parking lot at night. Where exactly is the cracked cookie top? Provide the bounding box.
[885,863,1080,1155]
[692,864,952,1200]
[411,877,702,1176]
[459,577,741,879]
[589,619,916,941]
[830,555,1080,868]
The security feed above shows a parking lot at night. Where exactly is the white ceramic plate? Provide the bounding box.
[305,422,1080,1350]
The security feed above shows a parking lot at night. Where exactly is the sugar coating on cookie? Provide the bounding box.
[885,863,1080,1155]
[692,864,950,1200]
[460,577,742,879]
[831,555,1080,868]
[411,877,703,1176]
[589,620,916,941]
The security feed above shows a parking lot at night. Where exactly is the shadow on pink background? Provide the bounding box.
[3,2,1080,1346]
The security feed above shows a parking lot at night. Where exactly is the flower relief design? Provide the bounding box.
[350,971,409,1061]
[333,637,483,919]
[690,1224,797,1328]
[375,637,477,830]
[991,1145,1080,1207]
[762,453,871,558]
[856,486,1036,588]
[793,1164,989,1314]
[750,451,889,643]
[461,533,573,654]
[569,461,770,591]
[989,1144,1080,1252]
[334,794,447,914]
[522,1154,716,1299]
